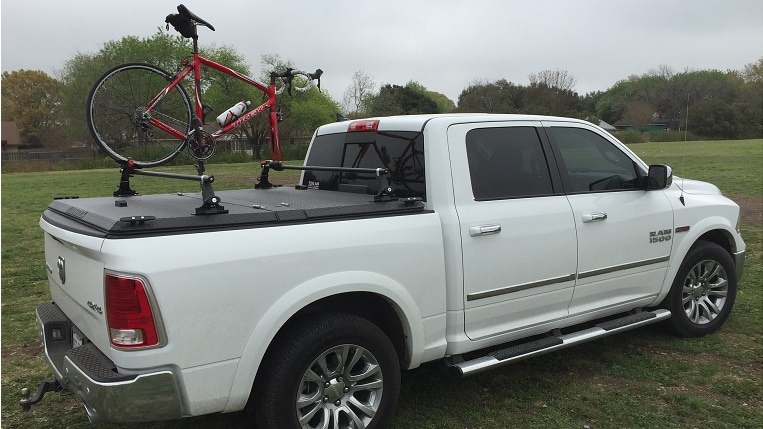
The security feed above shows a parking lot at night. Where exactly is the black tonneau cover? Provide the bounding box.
[42,187,426,238]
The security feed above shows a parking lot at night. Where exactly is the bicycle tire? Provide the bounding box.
[87,63,192,168]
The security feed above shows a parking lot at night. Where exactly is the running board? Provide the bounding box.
[450,309,671,376]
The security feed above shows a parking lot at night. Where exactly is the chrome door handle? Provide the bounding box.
[582,213,608,223]
[469,224,502,237]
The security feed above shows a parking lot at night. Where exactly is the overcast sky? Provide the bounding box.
[2,0,762,105]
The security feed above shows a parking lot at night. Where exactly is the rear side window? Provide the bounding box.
[302,131,425,199]
[546,127,641,193]
[466,127,554,200]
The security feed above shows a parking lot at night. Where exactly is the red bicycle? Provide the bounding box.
[86,4,322,168]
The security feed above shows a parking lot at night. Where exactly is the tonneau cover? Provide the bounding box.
[42,187,425,238]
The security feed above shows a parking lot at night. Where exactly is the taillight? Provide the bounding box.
[105,273,160,348]
[348,119,379,132]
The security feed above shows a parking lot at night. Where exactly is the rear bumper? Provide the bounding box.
[36,301,183,423]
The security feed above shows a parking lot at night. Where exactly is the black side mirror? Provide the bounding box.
[646,164,672,190]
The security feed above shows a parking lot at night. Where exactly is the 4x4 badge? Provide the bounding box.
[57,256,66,284]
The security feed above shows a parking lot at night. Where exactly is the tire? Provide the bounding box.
[663,241,737,337]
[253,313,400,429]
[86,63,192,168]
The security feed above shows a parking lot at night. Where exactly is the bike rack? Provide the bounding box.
[255,161,392,202]
[114,160,228,215]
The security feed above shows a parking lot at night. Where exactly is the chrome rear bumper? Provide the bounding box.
[36,301,183,423]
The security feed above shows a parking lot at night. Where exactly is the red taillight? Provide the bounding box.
[105,273,159,348]
[348,119,379,132]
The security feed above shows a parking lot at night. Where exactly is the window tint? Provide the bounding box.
[466,127,554,200]
[302,131,425,199]
[547,127,641,193]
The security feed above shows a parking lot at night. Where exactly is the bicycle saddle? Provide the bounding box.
[177,4,215,31]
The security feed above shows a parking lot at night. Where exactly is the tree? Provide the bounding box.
[403,81,454,113]
[741,58,763,84]
[366,83,439,116]
[342,70,376,117]
[456,79,521,113]
[1,70,65,148]
[622,100,654,131]
[528,69,576,91]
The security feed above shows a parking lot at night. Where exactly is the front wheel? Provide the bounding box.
[253,313,400,429]
[663,241,737,337]
[86,63,192,168]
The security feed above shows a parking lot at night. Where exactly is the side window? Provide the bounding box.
[547,127,640,193]
[466,127,554,200]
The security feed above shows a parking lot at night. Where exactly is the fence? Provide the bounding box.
[1,136,313,164]
[1,149,96,162]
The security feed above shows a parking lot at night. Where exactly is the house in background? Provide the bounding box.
[2,121,23,153]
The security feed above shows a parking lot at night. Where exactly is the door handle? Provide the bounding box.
[582,213,608,223]
[469,224,502,237]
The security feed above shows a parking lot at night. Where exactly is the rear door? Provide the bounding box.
[543,122,674,314]
[448,122,578,340]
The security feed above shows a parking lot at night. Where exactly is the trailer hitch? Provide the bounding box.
[19,378,62,411]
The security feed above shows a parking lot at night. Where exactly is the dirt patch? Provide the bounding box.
[1,342,43,362]
[729,195,762,225]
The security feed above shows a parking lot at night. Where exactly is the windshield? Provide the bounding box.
[302,130,426,199]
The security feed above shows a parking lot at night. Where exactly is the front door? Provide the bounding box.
[543,122,674,314]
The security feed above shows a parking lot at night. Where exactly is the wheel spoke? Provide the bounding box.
[702,297,721,319]
[701,261,721,282]
[348,363,381,384]
[348,396,378,418]
[344,403,370,428]
[298,401,323,425]
[297,389,322,408]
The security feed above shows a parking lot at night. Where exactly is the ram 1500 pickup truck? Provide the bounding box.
[26,114,745,428]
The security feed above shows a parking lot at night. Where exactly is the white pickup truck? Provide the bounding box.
[26,114,745,428]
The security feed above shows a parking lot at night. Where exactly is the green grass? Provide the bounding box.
[2,140,761,428]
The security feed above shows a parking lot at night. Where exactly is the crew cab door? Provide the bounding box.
[448,122,578,340]
[542,122,674,314]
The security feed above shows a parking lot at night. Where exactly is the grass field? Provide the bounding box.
[1,139,761,428]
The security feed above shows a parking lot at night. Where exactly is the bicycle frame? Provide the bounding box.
[145,41,284,160]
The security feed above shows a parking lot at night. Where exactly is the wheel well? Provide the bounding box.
[270,292,408,366]
[697,229,735,255]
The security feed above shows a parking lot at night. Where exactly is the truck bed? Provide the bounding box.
[42,187,426,238]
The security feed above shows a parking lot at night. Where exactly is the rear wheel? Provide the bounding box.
[663,241,737,337]
[254,313,400,429]
[86,63,192,168]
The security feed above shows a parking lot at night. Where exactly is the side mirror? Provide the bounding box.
[646,164,672,190]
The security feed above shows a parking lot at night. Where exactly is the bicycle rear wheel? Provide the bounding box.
[87,63,192,168]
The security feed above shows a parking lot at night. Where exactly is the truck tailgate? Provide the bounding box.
[41,220,108,349]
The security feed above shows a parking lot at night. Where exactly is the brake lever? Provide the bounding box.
[311,69,323,91]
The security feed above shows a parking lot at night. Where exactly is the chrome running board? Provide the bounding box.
[450,309,671,376]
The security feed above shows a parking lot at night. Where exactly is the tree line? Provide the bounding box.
[2,30,761,156]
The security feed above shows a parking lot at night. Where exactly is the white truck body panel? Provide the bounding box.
[34,114,745,423]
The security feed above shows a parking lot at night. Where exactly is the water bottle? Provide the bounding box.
[216,101,251,127]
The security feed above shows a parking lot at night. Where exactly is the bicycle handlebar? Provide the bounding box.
[273,68,324,95]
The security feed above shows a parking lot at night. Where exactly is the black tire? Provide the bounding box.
[663,241,737,337]
[253,313,400,429]
[86,63,192,168]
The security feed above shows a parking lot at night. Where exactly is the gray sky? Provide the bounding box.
[2,0,762,105]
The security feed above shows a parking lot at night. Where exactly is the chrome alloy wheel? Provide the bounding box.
[681,259,729,324]
[296,344,384,429]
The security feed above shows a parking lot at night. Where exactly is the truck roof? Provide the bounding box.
[316,113,594,135]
